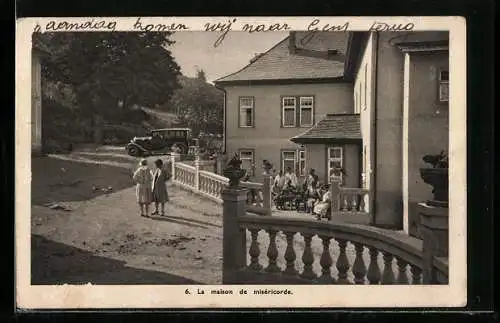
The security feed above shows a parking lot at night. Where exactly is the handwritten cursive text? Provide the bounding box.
[368,21,415,32]
[204,18,237,48]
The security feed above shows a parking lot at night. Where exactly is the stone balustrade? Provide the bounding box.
[221,185,449,285]
[330,179,372,224]
[170,153,272,215]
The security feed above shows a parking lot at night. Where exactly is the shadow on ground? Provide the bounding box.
[31,234,202,285]
[31,156,135,205]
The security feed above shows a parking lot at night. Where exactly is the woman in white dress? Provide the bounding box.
[313,186,331,220]
[132,159,153,217]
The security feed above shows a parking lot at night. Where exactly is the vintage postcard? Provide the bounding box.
[16,16,467,309]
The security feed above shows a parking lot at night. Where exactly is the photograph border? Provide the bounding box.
[7,0,495,316]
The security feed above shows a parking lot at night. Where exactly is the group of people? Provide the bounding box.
[132,158,170,217]
[272,167,332,219]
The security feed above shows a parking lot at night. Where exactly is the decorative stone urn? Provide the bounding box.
[420,151,449,207]
[223,153,246,188]
[420,168,448,207]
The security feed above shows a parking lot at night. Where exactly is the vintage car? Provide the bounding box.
[126,128,194,157]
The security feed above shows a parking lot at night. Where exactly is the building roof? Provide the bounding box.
[290,114,361,144]
[214,32,349,85]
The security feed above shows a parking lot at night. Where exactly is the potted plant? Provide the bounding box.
[420,150,449,207]
[223,153,247,188]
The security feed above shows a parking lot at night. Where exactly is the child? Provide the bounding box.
[152,159,170,216]
[132,159,153,217]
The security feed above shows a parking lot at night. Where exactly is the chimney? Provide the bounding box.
[289,31,297,54]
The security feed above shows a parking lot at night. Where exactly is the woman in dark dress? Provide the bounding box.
[151,159,170,216]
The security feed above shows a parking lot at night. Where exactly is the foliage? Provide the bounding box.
[422,150,449,168]
[170,74,224,136]
[34,32,182,142]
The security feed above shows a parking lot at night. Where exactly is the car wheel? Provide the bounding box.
[128,146,140,157]
[175,143,188,155]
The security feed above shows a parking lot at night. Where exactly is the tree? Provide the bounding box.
[35,32,181,141]
[170,75,223,135]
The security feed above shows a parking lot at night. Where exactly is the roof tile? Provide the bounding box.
[215,32,348,83]
[291,114,361,142]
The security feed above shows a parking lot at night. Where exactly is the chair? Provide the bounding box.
[294,190,308,212]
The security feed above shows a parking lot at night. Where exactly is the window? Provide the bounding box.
[327,146,344,184]
[299,97,314,127]
[281,95,315,127]
[282,97,296,127]
[438,70,449,102]
[299,149,306,176]
[239,97,254,127]
[239,149,255,176]
[281,150,297,174]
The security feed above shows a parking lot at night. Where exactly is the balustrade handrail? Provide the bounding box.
[175,162,196,171]
[238,213,424,268]
[340,187,370,194]
[199,170,230,184]
[240,181,264,189]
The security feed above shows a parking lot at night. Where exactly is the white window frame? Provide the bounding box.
[438,69,449,102]
[298,149,306,176]
[327,146,344,184]
[299,96,314,127]
[239,97,254,128]
[281,150,297,174]
[239,149,255,176]
[282,97,296,128]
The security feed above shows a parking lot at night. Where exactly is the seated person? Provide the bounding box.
[306,187,322,214]
[313,185,331,220]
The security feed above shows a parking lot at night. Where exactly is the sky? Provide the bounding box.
[169,31,289,83]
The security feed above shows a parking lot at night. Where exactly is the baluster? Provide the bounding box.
[396,257,409,284]
[359,193,366,213]
[266,229,280,273]
[300,233,316,280]
[207,178,211,194]
[213,181,218,197]
[336,239,350,284]
[216,182,222,198]
[366,247,381,284]
[351,194,358,211]
[410,265,422,285]
[345,194,351,211]
[318,235,335,283]
[352,243,367,284]
[283,231,297,276]
[248,229,261,271]
[381,252,395,284]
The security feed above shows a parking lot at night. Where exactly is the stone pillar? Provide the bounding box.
[330,177,341,219]
[194,155,200,190]
[170,153,179,181]
[221,188,248,284]
[261,169,273,215]
[418,202,448,284]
